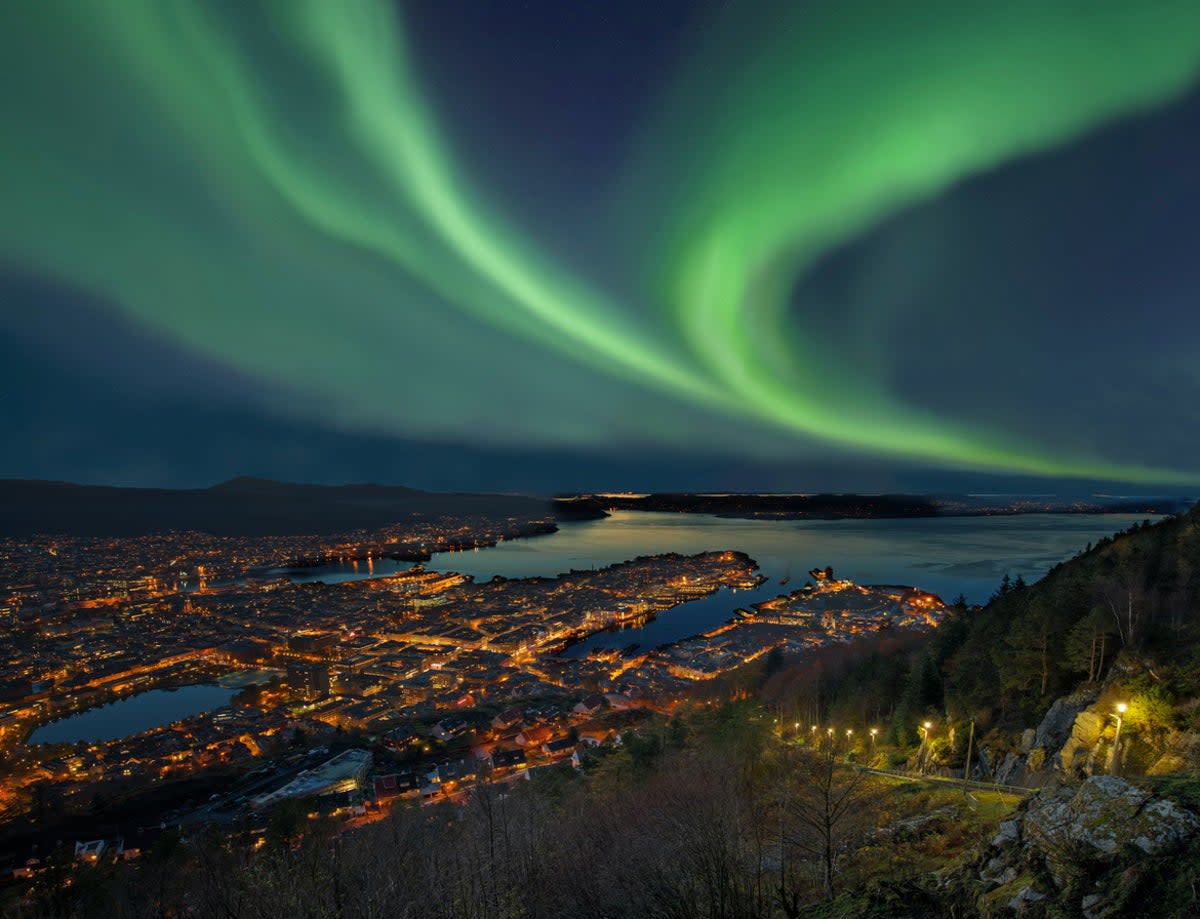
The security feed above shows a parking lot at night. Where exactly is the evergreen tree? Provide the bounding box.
[891,652,942,743]
[996,597,1070,700]
[1065,607,1117,682]
[990,573,1013,603]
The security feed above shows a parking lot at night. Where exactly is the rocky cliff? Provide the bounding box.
[977,658,1200,789]
[950,776,1200,917]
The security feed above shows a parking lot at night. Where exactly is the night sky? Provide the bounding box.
[3,1,1200,494]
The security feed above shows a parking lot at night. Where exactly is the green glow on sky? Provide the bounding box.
[632,0,1200,480]
[3,1,1200,482]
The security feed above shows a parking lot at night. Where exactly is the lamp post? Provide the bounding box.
[1109,703,1127,775]
[962,720,975,796]
[869,727,878,752]
[918,721,932,774]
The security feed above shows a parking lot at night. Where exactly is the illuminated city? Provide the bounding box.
[1,512,956,842]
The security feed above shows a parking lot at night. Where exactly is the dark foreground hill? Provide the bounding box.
[0,477,556,537]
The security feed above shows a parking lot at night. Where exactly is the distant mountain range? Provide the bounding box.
[555,491,1195,520]
[0,477,557,537]
[2,478,1192,538]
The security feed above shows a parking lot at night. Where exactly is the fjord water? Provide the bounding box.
[295,511,1156,656]
[427,510,1155,606]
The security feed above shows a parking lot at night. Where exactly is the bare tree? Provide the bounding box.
[1100,579,1146,649]
[776,743,882,902]
[1066,607,1116,682]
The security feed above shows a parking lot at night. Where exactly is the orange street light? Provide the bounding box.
[918,721,933,774]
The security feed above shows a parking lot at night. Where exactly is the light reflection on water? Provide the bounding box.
[428,511,1154,605]
[28,684,236,746]
[281,510,1153,656]
[428,511,1155,653]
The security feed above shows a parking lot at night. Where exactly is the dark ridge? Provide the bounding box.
[0,479,555,538]
[560,492,1192,519]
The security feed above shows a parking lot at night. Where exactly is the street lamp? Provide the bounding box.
[1109,703,1127,775]
[918,721,933,774]
[869,728,878,751]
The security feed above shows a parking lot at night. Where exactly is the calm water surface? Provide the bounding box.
[283,511,1155,655]
[428,511,1153,603]
[28,684,235,746]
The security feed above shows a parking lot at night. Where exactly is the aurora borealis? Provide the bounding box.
[4,1,1200,490]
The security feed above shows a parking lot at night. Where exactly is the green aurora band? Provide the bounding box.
[4,1,1200,482]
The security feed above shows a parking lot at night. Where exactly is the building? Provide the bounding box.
[287,632,339,658]
[251,749,372,809]
[374,771,421,800]
[287,661,330,701]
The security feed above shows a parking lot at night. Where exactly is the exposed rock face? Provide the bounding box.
[869,805,960,844]
[970,777,1199,917]
[982,686,1199,784]
[1147,730,1200,775]
[1035,689,1099,753]
[986,661,1200,786]
[1006,885,1045,912]
[983,689,1105,786]
[1055,709,1106,776]
[1022,776,1199,857]
[993,751,1024,786]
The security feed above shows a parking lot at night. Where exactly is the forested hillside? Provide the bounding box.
[762,504,1200,753]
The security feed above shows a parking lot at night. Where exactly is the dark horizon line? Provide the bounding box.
[1,475,1194,503]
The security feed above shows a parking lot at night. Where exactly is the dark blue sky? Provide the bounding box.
[3,1,1200,494]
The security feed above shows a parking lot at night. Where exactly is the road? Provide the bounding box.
[852,765,1035,797]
